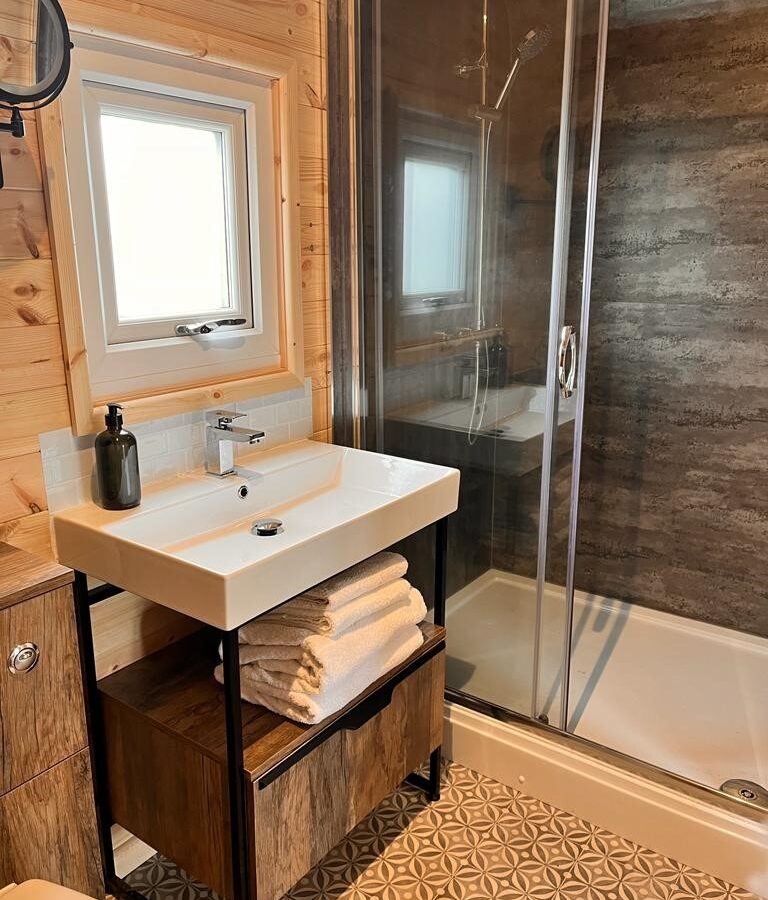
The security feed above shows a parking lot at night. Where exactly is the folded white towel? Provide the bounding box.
[215,624,424,724]
[296,551,408,610]
[235,587,426,678]
[245,578,410,636]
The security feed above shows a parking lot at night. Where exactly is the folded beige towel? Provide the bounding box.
[232,587,426,680]
[215,624,424,725]
[296,551,408,610]
[247,578,410,636]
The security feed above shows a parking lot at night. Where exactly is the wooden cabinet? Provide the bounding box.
[0,586,87,793]
[0,542,102,897]
[99,625,446,900]
[0,750,102,896]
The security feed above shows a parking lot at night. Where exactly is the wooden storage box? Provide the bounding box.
[98,624,445,900]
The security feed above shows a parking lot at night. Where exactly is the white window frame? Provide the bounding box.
[59,38,283,398]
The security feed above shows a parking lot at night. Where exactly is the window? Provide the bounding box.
[56,37,296,403]
[396,114,478,315]
[98,102,242,332]
[85,84,255,345]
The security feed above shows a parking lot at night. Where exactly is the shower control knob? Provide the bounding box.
[7,642,40,675]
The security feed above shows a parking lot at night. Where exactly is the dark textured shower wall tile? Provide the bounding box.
[601,8,768,124]
[579,3,768,637]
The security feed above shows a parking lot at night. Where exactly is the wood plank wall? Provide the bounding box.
[0,0,331,561]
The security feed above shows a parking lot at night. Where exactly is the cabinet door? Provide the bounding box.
[0,749,103,897]
[252,652,445,900]
[0,587,87,793]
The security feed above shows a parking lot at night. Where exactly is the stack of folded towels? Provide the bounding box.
[214,552,426,725]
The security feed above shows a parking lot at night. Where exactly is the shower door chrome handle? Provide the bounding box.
[557,325,577,399]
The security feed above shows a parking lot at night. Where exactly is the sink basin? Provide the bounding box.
[53,440,459,629]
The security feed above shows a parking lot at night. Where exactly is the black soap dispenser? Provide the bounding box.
[95,403,141,510]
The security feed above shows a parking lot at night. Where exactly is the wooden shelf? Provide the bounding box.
[98,622,445,783]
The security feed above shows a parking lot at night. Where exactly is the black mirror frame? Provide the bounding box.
[0,0,72,109]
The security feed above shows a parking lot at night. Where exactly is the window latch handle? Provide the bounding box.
[175,318,246,336]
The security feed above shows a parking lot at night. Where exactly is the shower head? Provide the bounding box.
[470,24,551,122]
[517,26,551,63]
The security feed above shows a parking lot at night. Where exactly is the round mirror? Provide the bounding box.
[0,0,71,107]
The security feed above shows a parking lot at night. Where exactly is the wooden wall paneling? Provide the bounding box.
[0,386,67,459]
[301,205,328,256]
[0,323,67,394]
[136,0,323,56]
[299,157,328,209]
[0,190,50,260]
[0,510,54,558]
[59,0,326,109]
[0,109,42,190]
[0,385,70,460]
[0,259,59,327]
[91,591,200,680]
[299,254,329,304]
[0,586,87,792]
[0,451,46,524]
[302,300,329,350]
[0,34,34,88]
[0,749,104,897]
[0,0,36,41]
[299,105,326,160]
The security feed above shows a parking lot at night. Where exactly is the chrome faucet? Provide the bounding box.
[205,410,265,477]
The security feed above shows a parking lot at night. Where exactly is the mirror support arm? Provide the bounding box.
[0,107,26,138]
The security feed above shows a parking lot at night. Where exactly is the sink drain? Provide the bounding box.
[251,518,283,536]
[720,778,768,809]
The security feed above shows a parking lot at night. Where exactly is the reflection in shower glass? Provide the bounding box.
[358,0,601,722]
[402,156,470,298]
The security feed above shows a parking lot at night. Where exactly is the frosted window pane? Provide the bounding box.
[402,157,468,296]
[100,113,232,322]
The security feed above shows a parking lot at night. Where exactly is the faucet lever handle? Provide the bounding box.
[207,409,245,428]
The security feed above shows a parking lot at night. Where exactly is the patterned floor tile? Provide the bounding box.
[124,761,760,900]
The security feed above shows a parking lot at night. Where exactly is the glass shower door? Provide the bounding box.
[355,0,607,725]
[531,0,609,730]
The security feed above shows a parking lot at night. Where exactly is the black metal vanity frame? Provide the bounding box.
[73,517,449,900]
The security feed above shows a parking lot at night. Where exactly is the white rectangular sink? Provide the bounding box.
[53,440,459,629]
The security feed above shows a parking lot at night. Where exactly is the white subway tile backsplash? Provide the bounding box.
[290,418,313,441]
[251,404,277,428]
[40,378,316,513]
[276,399,298,424]
[139,431,168,459]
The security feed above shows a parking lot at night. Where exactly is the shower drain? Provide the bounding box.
[720,778,768,810]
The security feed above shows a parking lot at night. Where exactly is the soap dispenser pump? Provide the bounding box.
[95,402,141,510]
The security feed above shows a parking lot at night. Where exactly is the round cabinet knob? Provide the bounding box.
[7,642,40,675]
